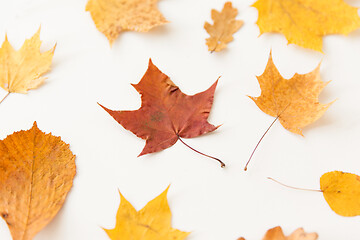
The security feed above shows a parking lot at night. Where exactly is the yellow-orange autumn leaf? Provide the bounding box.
[86,0,168,45]
[104,186,190,240]
[0,122,76,240]
[238,226,318,240]
[0,29,55,95]
[320,171,360,217]
[253,0,360,51]
[204,2,243,52]
[250,52,333,136]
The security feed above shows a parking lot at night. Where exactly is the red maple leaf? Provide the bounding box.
[99,59,224,167]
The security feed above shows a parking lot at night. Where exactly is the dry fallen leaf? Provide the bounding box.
[252,0,360,51]
[262,226,318,240]
[104,186,190,240]
[320,171,360,217]
[99,59,224,167]
[238,226,318,240]
[269,171,360,217]
[250,52,333,135]
[86,0,168,45]
[0,28,56,103]
[204,2,243,52]
[0,122,76,240]
[245,52,333,170]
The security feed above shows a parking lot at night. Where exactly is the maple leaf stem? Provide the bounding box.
[267,177,322,192]
[0,92,10,105]
[244,116,279,171]
[177,136,225,168]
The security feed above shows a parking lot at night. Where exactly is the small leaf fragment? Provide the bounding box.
[320,171,360,217]
[104,186,190,240]
[239,226,318,240]
[204,2,243,52]
[0,122,76,240]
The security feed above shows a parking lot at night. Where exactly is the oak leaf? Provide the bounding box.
[250,52,333,136]
[0,122,76,240]
[104,186,190,240]
[204,2,243,52]
[86,0,168,45]
[0,28,55,103]
[320,171,360,217]
[99,59,224,167]
[253,0,360,51]
[238,226,318,240]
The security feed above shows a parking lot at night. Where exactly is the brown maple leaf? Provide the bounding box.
[0,122,76,240]
[99,59,224,167]
[204,2,243,52]
[86,0,168,45]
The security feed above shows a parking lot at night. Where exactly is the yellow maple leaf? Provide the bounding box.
[0,122,76,240]
[320,171,360,217]
[238,226,318,240]
[86,0,168,45]
[249,52,333,136]
[253,0,360,51]
[104,186,190,240]
[204,2,243,52]
[0,28,55,99]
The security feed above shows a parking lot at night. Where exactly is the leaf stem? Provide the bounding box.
[0,92,10,105]
[177,135,225,168]
[267,177,322,192]
[244,116,279,171]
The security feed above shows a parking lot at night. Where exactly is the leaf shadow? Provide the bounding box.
[140,24,172,37]
[346,28,360,38]
[35,202,69,240]
[303,113,336,135]
[343,0,360,6]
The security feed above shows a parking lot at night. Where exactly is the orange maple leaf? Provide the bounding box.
[245,52,333,170]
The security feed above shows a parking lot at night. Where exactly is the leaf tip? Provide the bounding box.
[148,58,154,67]
[32,121,39,129]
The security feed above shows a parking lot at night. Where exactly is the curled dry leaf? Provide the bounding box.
[104,186,190,240]
[86,0,168,45]
[204,2,243,52]
[245,52,333,170]
[252,0,360,51]
[0,28,55,101]
[320,171,360,217]
[99,59,224,167]
[238,226,318,240]
[0,122,76,240]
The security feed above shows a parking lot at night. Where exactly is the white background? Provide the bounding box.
[0,0,360,239]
